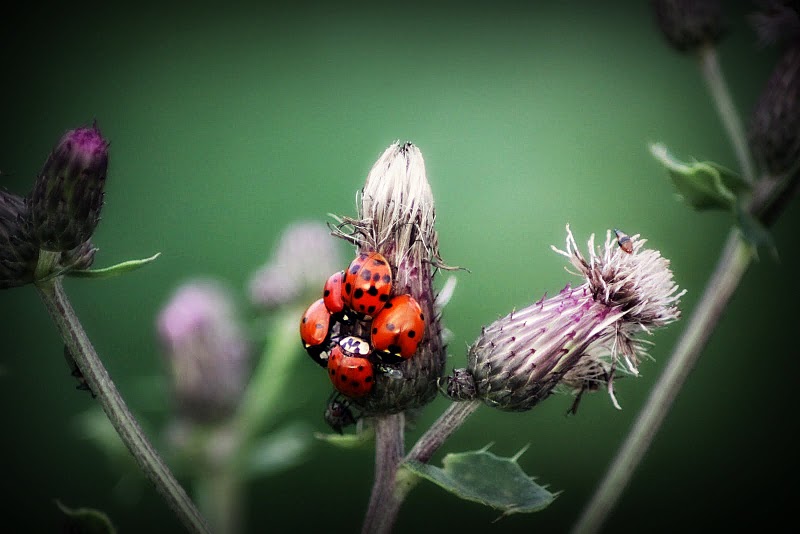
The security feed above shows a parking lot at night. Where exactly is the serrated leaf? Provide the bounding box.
[735,206,779,260]
[55,500,116,534]
[403,445,556,517]
[314,426,375,448]
[245,422,312,479]
[67,253,161,279]
[650,143,750,211]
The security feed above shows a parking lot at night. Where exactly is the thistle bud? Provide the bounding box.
[651,0,725,53]
[249,221,344,309]
[0,191,37,289]
[157,280,251,424]
[445,226,684,412]
[748,45,800,176]
[30,125,109,251]
[333,142,446,415]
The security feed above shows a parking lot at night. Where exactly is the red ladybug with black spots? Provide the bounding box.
[327,336,375,398]
[300,298,333,367]
[371,294,425,363]
[341,251,392,318]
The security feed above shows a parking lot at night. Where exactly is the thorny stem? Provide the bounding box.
[571,229,750,534]
[406,400,481,464]
[361,414,405,534]
[35,273,210,534]
[698,45,757,184]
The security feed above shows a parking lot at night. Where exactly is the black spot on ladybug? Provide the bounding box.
[340,375,347,382]
[324,289,331,297]
[359,253,369,260]
[367,286,378,296]
[420,313,425,320]
[373,258,387,266]
[330,369,335,375]
[379,294,389,302]
[349,265,360,275]
[365,375,373,383]
[354,289,364,299]
[302,317,308,323]
[382,274,391,283]
[372,272,381,282]
[361,269,372,281]
[407,330,416,338]
[345,283,352,294]
[358,365,364,371]
[384,301,394,309]
[372,327,378,334]
[386,323,396,332]
[352,381,360,388]
[359,304,366,311]
[367,305,376,314]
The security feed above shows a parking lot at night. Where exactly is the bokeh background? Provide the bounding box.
[2,1,797,532]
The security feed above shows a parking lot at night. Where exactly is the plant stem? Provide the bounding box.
[36,275,210,534]
[361,413,405,534]
[571,229,751,534]
[698,45,757,184]
[406,400,481,464]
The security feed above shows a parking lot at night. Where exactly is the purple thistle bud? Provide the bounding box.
[30,125,109,251]
[748,45,800,176]
[249,220,344,309]
[0,190,37,289]
[333,142,447,415]
[157,280,251,424]
[651,0,725,53]
[447,226,684,412]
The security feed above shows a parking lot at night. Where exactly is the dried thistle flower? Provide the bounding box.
[651,0,725,53]
[30,125,109,252]
[748,45,800,176]
[249,220,344,309]
[0,190,37,289]
[445,225,685,412]
[157,280,251,424]
[332,142,447,415]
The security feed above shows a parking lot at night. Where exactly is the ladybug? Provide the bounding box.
[371,294,425,362]
[300,298,332,367]
[323,271,346,314]
[327,336,375,398]
[324,393,357,434]
[614,228,633,254]
[342,251,392,318]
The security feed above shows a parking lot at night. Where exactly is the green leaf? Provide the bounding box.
[314,426,375,448]
[67,253,161,279]
[55,500,116,534]
[403,444,556,518]
[650,143,750,211]
[735,205,778,260]
[245,422,313,479]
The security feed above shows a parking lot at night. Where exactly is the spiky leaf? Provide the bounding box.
[403,445,556,517]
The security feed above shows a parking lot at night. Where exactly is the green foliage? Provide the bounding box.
[55,500,116,534]
[403,444,556,518]
[66,253,161,279]
[244,422,312,479]
[649,143,749,211]
[314,426,375,448]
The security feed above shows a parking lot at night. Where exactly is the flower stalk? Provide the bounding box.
[35,275,210,534]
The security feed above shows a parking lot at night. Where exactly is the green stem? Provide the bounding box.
[698,45,757,184]
[361,413,405,534]
[35,275,210,534]
[406,400,480,464]
[571,229,751,534]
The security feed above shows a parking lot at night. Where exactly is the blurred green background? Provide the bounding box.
[2,1,797,532]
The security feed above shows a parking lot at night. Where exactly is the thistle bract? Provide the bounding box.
[447,226,684,412]
[0,191,37,289]
[30,125,109,252]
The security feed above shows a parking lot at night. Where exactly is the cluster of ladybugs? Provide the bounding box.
[300,251,425,399]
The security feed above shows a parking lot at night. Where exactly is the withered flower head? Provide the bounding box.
[332,142,446,415]
[445,225,685,412]
[651,0,725,53]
